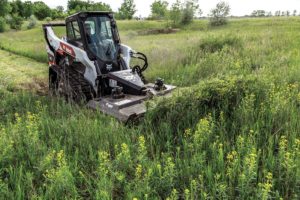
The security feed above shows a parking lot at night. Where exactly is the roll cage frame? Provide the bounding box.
[65,11,121,61]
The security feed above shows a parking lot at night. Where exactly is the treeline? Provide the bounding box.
[150,0,200,27]
[249,10,298,17]
[0,0,139,32]
[150,0,231,27]
[0,0,112,21]
[0,1,65,20]
[0,0,232,32]
[0,0,67,32]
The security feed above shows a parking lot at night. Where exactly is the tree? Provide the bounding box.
[68,0,87,11]
[67,0,111,13]
[117,0,136,20]
[87,2,112,11]
[0,0,11,17]
[275,11,281,16]
[150,0,169,20]
[33,1,52,20]
[209,1,230,26]
[23,1,34,18]
[251,10,266,17]
[198,9,203,17]
[7,13,23,30]
[181,0,199,24]
[168,0,182,27]
[51,9,63,20]
[7,0,33,18]
[51,6,65,19]
[286,10,290,16]
[251,10,257,17]
[293,10,297,16]
[10,0,23,16]
[56,6,64,13]
[257,10,266,17]
[27,15,37,29]
[0,17,6,32]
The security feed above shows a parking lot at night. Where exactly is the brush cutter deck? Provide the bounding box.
[87,84,175,122]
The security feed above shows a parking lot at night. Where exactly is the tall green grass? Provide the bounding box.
[0,75,299,199]
[0,18,300,199]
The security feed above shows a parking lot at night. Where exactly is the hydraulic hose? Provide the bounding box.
[131,52,148,83]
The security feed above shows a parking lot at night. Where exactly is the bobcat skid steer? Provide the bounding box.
[43,11,175,122]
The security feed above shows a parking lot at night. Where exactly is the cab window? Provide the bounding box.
[66,20,83,48]
[84,16,117,62]
[72,21,81,39]
[66,22,75,40]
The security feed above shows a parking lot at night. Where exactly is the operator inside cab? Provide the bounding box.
[84,18,117,62]
[84,23,98,44]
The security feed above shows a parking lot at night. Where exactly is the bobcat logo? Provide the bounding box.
[106,64,113,71]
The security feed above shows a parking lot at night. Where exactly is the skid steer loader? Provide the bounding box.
[43,11,175,122]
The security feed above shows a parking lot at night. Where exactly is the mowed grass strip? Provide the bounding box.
[0,49,47,92]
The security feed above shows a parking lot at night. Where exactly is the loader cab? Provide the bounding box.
[66,12,123,73]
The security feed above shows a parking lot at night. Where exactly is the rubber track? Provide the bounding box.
[51,65,94,101]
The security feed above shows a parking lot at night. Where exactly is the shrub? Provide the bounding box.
[0,17,6,33]
[45,17,52,23]
[33,1,52,20]
[181,0,199,25]
[7,14,23,30]
[144,75,268,149]
[150,0,169,20]
[199,35,242,53]
[168,0,182,28]
[167,0,200,27]
[27,15,37,30]
[209,1,230,26]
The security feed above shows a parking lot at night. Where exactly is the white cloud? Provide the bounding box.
[29,0,300,17]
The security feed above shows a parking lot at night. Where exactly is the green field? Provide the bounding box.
[0,18,300,199]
